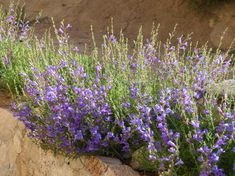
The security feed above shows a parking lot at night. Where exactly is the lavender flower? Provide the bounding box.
[9,20,234,175]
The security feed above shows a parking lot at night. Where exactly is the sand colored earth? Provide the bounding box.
[0,91,11,108]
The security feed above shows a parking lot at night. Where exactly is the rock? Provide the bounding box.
[210,20,235,50]
[210,3,235,50]
[104,164,139,176]
[0,107,139,176]
[0,109,18,141]
[83,156,140,176]
[0,109,19,176]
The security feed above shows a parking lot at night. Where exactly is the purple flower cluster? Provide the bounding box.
[13,62,132,154]
[194,111,235,176]
[10,26,234,175]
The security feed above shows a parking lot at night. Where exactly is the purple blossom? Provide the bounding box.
[167,141,177,148]
[45,90,57,102]
[191,120,200,128]
[175,159,184,166]
[10,23,235,175]
[7,15,14,23]
[109,35,117,43]
[2,56,10,65]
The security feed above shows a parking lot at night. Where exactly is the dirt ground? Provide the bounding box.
[0,0,235,49]
[0,91,11,108]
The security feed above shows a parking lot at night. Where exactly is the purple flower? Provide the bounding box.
[197,156,204,162]
[45,90,57,102]
[154,104,164,113]
[149,154,157,161]
[10,27,235,174]
[58,28,64,34]
[203,109,210,115]
[7,15,14,23]
[109,35,117,43]
[72,47,79,53]
[175,159,184,166]
[168,147,176,153]
[96,65,102,72]
[122,102,131,108]
[200,170,208,176]
[209,153,219,162]
[191,120,200,128]
[211,165,225,176]
[167,141,177,148]
[2,56,10,65]
[74,130,83,141]
[66,24,72,29]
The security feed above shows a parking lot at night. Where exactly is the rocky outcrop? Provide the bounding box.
[209,3,235,50]
[0,108,139,176]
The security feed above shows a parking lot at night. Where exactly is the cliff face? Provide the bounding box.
[0,107,139,176]
[0,0,235,49]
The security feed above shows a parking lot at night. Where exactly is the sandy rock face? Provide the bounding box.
[0,0,218,44]
[1,0,235,50]
[209,2,235,50]
[0,0,234,52]
[0,108,23,176]
[0,108,139,176]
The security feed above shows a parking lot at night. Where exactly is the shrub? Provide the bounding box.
[1,4,234,176]
[0,3,34,92]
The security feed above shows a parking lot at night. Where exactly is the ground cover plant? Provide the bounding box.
[0,4,235,176]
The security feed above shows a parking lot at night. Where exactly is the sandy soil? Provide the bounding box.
[0,91,11,108]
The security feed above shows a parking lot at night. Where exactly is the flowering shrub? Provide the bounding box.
[0,3,35,92]
[1,4,235,176]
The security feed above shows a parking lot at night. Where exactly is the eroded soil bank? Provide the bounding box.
[0,91,11,108]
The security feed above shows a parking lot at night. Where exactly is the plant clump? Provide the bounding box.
[0,4,234,176]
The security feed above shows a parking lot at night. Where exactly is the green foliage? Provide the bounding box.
[1,3,234,176]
